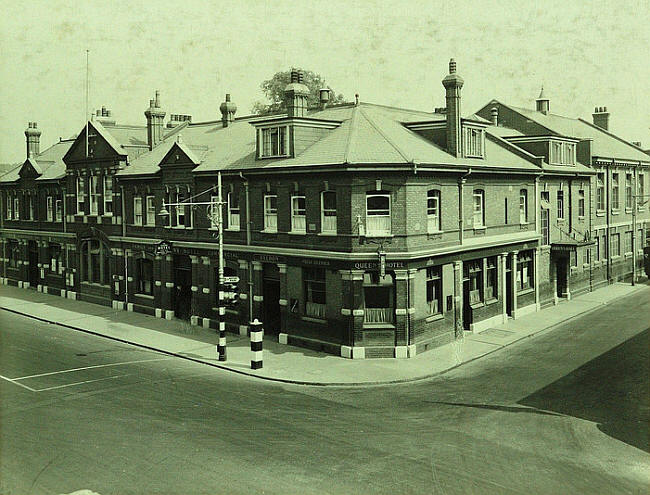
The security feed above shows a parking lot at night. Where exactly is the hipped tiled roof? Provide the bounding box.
[0,139,75,183]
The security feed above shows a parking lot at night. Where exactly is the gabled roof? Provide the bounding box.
[484,101,650,163]
[0,139,75,183]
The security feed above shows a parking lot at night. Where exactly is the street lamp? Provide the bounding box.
[158,171,227,361]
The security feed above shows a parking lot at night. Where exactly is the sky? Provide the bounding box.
[1,0,649,163]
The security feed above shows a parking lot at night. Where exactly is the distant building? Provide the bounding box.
[1,61,648,359]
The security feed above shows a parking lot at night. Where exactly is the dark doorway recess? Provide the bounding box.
[28,241,38,288]
[173,254,192,320]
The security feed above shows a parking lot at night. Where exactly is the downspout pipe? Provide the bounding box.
[239,171,253,322]
[459,168,471,245]
[120,185,128,304]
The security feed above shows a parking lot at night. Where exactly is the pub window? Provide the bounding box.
[321,191,337,234]
[304,267,326,318]
[486,257,498,300]
[427,189,441,233]
[264,194,278,232]
[133,196,143,225]
[49,243,63,274]
[578,189,585,218]
[517,252,534,291]
[227,192,240,231]
[557,190,564,219]
[473,189,485,228]
[76,176,86,214]
[103,176,113,216]
[46,196,53,221]
[8,240,19,268]
[137,258,153,295]
[89,175,99,215]
[363,272,394,324]
[81,239,110,285]
[465,259,483,304]
[611,173,619,210]
[146,196,155,226]
[291,195,306,233]
[596,173,605,211]
[366,192,391,236]
[260,127,287,157]
[625,173,633,210]
[55,199,62,222]
[426,266,442,315]
[519,189,528,224]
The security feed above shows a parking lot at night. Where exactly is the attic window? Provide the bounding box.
[463,127,484,158]
[260,127,287,158]
[549,141,575,165]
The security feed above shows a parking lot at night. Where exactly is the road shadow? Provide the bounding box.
[426,401,564,417]
[519,328,649,453]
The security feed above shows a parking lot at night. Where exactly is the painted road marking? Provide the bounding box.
[34,374,130,392]
[11,357,170,381]
[0,374,39,392]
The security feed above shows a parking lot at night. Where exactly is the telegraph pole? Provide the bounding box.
[217,171,227,361]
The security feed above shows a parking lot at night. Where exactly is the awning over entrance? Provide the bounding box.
[551,239,595,254]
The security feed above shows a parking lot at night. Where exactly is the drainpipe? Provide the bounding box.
[239,171,253,321]
[458,169,471,245]
[606,160,612,283]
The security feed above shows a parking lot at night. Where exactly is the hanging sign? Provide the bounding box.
[155,240,172,256]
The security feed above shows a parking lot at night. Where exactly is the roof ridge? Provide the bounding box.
[577,117,650,160]
[359,101,436,116]
[343,105,360,163]
[488,100,559,136]
[358,106,412,163]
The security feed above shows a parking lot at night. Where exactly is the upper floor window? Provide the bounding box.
[260,127,287,157]
[639,173,645,209]
[5,196,11,220]
[304,267,326,319]
[47,196,53,221]
[625,173,633,209]
[596,173,605,211]
[366,192,391,236]
[228,192,240,231]
[264,194,278,232]
[26,195,34,220]
[13,197,19,220]
[464,127,484,158]
[103,176,113,216]
[472,189,485,228]
[427,189,441,233]
[612,173,620,210]
[550,141,575,165]
[578,189,585,217]
[209,195,219,229]
[541,191,550,246]
[519,189,528,224]
[426,266,442,315]
[55,199,62,222]
[321,191,337,234]
[76,176,85,214]
[134,196,143,225]
[89,176,99,215]
[291,195,306,233]
[557,190,564,220]
[146,196,156,225]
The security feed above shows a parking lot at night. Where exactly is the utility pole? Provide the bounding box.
[217,171,227,361]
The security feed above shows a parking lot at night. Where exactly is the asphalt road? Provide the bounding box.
[1,289,648,495]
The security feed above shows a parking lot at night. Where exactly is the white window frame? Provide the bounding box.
[6,196,12,220]
[519,189,528,224]
[473,190,485,228]
[133,196,143,226]
[260,126,287,158]
[263,194,278,232]
[27,195,34,220]
[89,176,99,215]
[638,173,645,210]
[427,190,441,233]
[578,189,585,217]
[464,127,484,158]
[46,196,53,222]
[365,193,391,236]
[597,173,605,211]
[557,190,565,220]
[175,192,186,228]
[227,192,240,231]
[320,191,337,234]
[55,199,62,222]
[426,266,442,315]
[291,195,306,233]
[612,173,619,210]
[13,197,19,220]
[146,195,155,226]
[625,173,633,210]
[103,175,113,216]
[76,176,86,214]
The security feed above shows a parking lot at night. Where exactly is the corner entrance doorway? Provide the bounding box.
[556,257,568,298]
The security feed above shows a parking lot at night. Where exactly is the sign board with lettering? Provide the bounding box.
[155,240,173,256]
[222,276,240,284]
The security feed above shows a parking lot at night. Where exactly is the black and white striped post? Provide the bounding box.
[250,318,263,369]
[216,172,227,361]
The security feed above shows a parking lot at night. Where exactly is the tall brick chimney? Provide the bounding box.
[220,93,237,127]
[592,106,610,131]
[535,86,549,114]
[284,69,310,117]
[144,90,166,149]
[25,122,41,158]
[442,58,464,157]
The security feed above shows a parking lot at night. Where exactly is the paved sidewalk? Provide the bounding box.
[1,282,647,386]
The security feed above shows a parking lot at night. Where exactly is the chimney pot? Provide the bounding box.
[449,58,457,74]
[442,57,464,157]
[290,68,299,83]
[490,107,498,126]
[155,90,161,108]
[225,93,231,102]
[592,106,610,130]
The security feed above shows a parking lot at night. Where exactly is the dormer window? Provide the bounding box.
[550,141,575,165]
[463,127,484,158]
[260,126,287,158]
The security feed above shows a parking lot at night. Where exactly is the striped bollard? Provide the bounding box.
[217,287,227,361]
[250,319,263,369]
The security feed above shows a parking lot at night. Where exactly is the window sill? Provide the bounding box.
[427,229,443,235]
[625,208,633,214]
[473,226,486,232]
[225,227,241,232]
[485,297,499,306]
[364,232,393,238]
[134,293,154,299]
[611,255,621,261]
[425,313,444,323]
[259,154,289,159]
[624,252,633,259]
[556,218,566,223]
[301,316,327,325]
[318,232,337,237]
[596,210,605,217]
[577,216,585,221]
[81,282,109,288]
[362,322,395,329]
[261,229,278,234]
[519,222,529,226]
[469,301,484,309]
[288,231,306,235]
[611,209,620,215]
[517,287,534,296]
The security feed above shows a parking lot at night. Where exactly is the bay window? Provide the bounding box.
[76,176,86,214]
[6,195,12,220]
[13,197,19,220]
[366,192,391,236]
[89,176,99,215]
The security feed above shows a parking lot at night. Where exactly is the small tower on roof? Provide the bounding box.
[536,86,550,114]
[284,68,310,117]
[145,90,166,149]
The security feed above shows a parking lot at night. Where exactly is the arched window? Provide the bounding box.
[427,189,441,233]
[81,239,110,285]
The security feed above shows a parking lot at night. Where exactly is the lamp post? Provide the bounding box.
[159,171,227,360]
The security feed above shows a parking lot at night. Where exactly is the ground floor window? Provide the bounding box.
[49,243,63,274]
[486,257,498,300]
[304,267,326,318]
[611,233,620,257]
[517,251,534,291]
[137,258,153,295]
[465,259,483,304]
[624,231,633,254]
[7,240,19,268]
[363,272,394,324]
[81,239,110,285]
[426,266,442,315]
